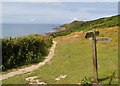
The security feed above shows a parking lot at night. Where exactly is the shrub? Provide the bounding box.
[1,34,52,71]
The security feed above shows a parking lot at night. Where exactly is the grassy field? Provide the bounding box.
[2,26,118,85]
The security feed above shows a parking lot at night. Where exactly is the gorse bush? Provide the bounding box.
[1,34,52,71]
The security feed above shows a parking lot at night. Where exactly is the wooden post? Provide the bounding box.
[85,29,111,85]
[92,29,98,83]
[85,30,99,84]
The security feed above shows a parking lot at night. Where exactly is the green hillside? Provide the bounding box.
[53,20,84,31]
[1,15,119,85]
[2,26,118,85]
[50,15,119,37]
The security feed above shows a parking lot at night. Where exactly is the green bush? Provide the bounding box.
[1,34,52,71]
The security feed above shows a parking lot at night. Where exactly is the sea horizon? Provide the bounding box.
[1,23,60,38]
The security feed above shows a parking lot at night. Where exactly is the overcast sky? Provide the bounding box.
[1,2,118,24]
[1,0,120,2]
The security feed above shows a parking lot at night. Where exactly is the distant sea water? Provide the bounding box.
[1,24,59,38]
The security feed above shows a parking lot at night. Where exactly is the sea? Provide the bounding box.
[0,24,59,38]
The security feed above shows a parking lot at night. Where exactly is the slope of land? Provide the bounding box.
[51,15,119,37]
[2,26,118,84]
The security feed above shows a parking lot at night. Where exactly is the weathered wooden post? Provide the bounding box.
[92,29,98,83]
[85,29,99,83]
[85,29,111,85]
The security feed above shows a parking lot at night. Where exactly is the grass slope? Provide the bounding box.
[51,15,119,37]
[2,26,118,85]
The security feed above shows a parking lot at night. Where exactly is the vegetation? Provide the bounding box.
[1,34,52,71]
[50,15,119,37]
[54,20,84,31]
[2,26,118,85]
[1,15,119,85]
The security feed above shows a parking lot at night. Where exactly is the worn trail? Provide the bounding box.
[0,41,57,80]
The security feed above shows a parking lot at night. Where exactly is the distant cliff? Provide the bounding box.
[50,15,119,38]
[53,20,84,31]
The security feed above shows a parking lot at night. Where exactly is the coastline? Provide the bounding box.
[1,24,59,38]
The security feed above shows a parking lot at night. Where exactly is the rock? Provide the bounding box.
[55,78,60,81]
[38,81,47,85]
[26,76,38,81]
[26,76,47,85]
[60,75,67,79]
[55,75,67,81]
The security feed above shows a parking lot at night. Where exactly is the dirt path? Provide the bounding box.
[0,41,57,80]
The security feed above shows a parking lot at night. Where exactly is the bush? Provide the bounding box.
[1,34,52,71]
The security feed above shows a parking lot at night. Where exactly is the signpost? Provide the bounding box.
[85,31,99,39]
[85,29,111,84]
[96,37,112,42]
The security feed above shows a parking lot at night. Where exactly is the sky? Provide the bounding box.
[1,1,119,24]
[1,0,120,2]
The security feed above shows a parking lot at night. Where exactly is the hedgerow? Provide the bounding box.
[1,34,52,71]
